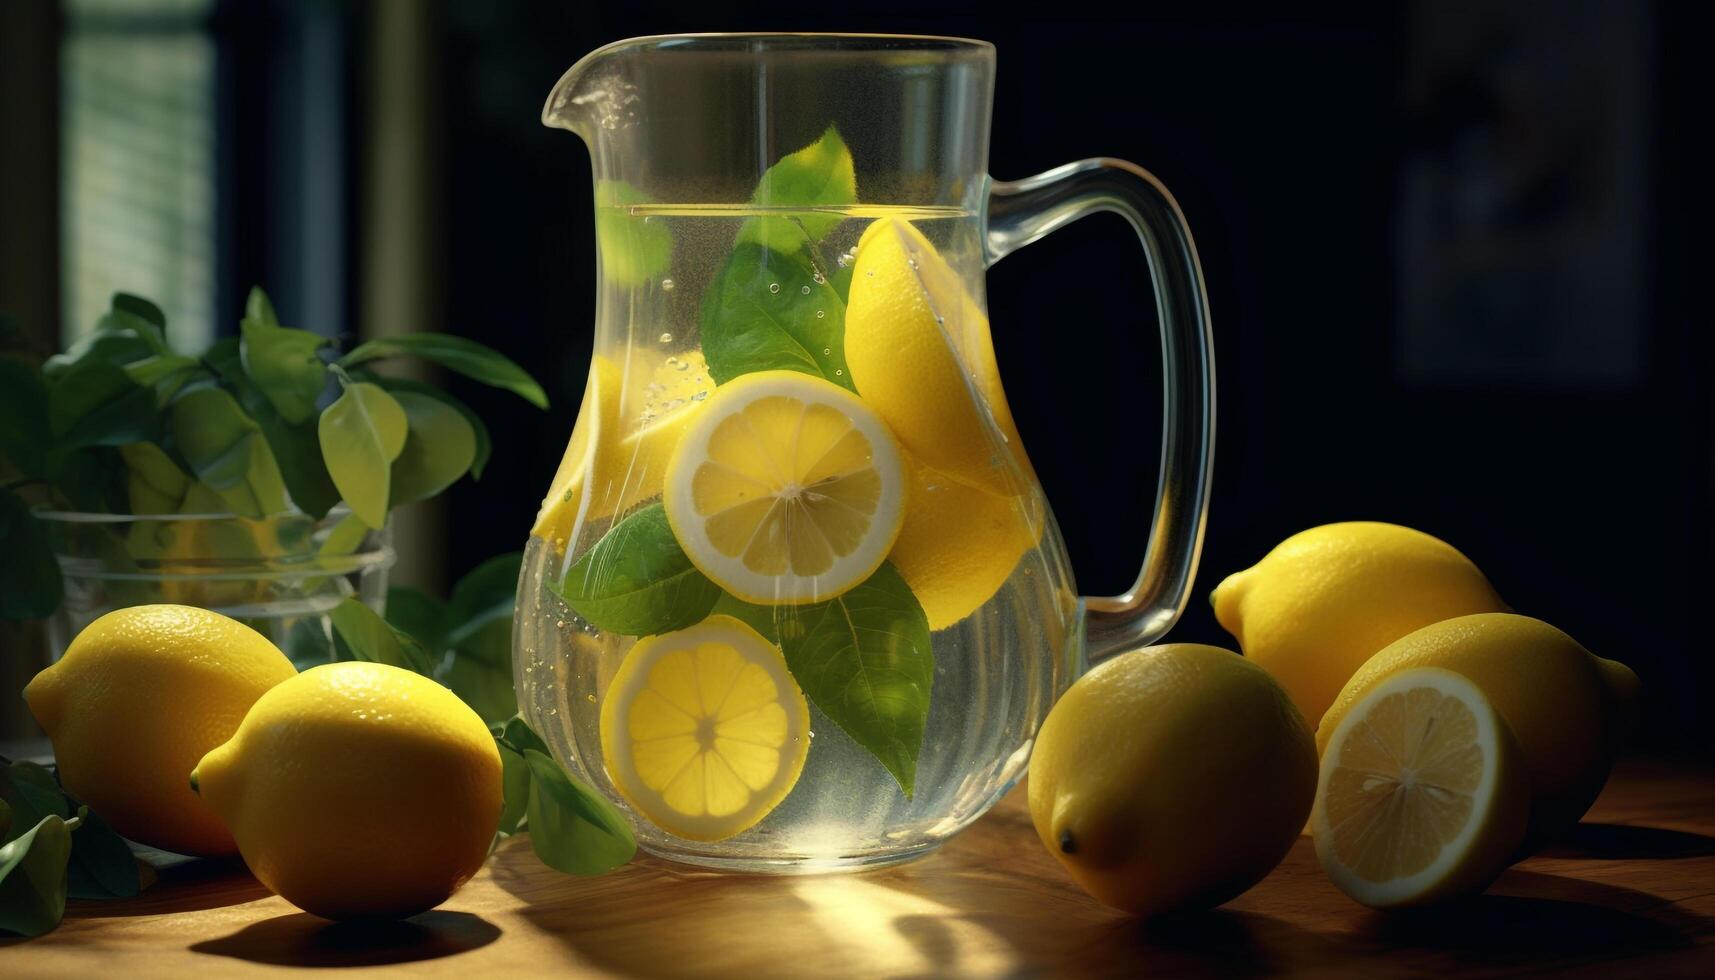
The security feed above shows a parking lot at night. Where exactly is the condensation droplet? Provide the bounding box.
[660,278,675,292]
[585,693,597,703]
[658,332,673,344]
[812,271,827,284]
[822,347,832,356]
[800,284,811,295]
[768,282,781,294]
[834,369,844,376]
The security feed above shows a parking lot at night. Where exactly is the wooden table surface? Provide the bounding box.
[5,757,1714,978]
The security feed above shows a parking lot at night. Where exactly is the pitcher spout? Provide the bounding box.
[542,37,637,135]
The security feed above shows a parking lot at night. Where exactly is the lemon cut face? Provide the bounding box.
[664,370,905,604]
[600,616,811,842]
[1313,667,1528,909]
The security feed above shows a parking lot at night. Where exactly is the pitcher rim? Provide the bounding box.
[543,32,994,128]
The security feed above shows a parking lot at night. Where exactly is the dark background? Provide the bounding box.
[2,1,1708,747]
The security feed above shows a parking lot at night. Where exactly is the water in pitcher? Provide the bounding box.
[515,174,1081,868]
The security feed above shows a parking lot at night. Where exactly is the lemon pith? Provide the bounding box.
[844,217,1034,497]
[193,661,502,921]
[663,370,905,605]
[600,615,811,842]
[1314,667,1528,909]
[22,604,296,856]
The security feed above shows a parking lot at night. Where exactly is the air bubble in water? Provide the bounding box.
[586,693,597,703]
[658,332,673,344]
[661,278,675,292]
[800,284,811,295]
[675,360,689,371]
[768,282,781,294]
[822,347,832,355]
[812,271,827,284]
[815,310,825,319]
[835,369,844,376]
[692,390,708,401]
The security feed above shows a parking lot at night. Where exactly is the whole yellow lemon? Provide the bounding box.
[23,604,296,856]
[1319,613,1638,838]
[1028,644,1317,917]
[192,661,502,921]
[1211,522,1508,728]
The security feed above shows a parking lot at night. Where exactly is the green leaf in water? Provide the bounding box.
[555,503,720,636]
[240,317,329,424]
[774,563,932,797]
[594,180,674,286]
[318,381,407,528]
[170,385,290,518]
[0,489,63,620]
[117,442,192,515]
[339,334,548,410]
[522,748,635,875]
[388,389,477,507]
[699,237,850,389]
[738,125,857,247]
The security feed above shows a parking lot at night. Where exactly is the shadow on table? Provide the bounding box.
[489,840,1324,979]
[190,910,500,968]
[66,856,272,918]
[1537,822,1715,860]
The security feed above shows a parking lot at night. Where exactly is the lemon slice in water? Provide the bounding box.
[663,370,905,604]
[600,615,811,842]
[1313,667,1529,908]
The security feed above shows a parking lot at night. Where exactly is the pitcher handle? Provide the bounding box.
[984,158,1215,663]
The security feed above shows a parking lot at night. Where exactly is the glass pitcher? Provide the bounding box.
[515,33,1214,872]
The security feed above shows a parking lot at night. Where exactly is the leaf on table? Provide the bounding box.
[775,563,933,797]
[48,361,159,449]
[700,237,851,390]
[329,597,438,676]
[170,386,290,518]
[0,812,73,937]
[0,357,51,478]
[339,334,548,410]
[318,381,407,529]
[388,389,477,507]
[376,377,492,479]
[240,317,329,424]
[738,125,857,246]
[65,807,140,901]
[522,748,635,875]
[0,488,63,620]
[593,180,674,286]
[555,504,720,636]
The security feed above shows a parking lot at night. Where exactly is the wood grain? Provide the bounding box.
[5,757,1714,978]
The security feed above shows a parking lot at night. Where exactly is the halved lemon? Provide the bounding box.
[1313,667,1529,909]
[600,615,811,842]
[532,352,714,551]
[663,370,906,604]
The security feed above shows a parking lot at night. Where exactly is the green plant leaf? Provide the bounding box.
[440,656,517,725]
[44,447,128,514]
[317,512,370,557]
[318,381,407,528]
[48,361,159,449]
[554,504,720,636]
[170,386,290,518]
[495,741,530,837]
[240,317,329,424]
[0,812,73,937]
[436,553,523,723]
[42,304,164,379]
[329,597,438,676]
[207,346,341,520]
[0,489,62,620]
[0,357,51,478]
[502,715,551,757]
[111,293,166,330]
[246,286,279,327]
[339,334,548,410]
[738,125,857,246]
[65,807,140,901]
[594,180,674,286]
[700,238,850,389]
[775,563,932,797]
[1,761,68,834]
[522,748,634,875]
[376,377,492,479]
[388,389,477,507]
[385,586,447,650]
[122,354,199,390]
[117,442,192,514]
